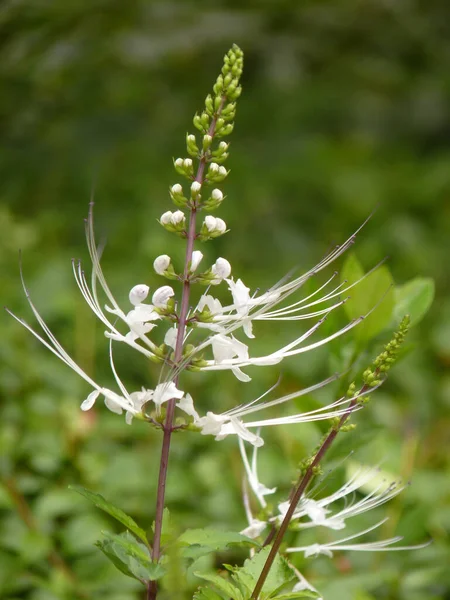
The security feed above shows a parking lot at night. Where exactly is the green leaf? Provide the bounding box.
[341,254,395,342]
[394,277,435,326]
[95,538,138,581]
[194,571,244,600]
[97,531,166,583]
[238,547,296,599]
[69,485,149,545]
[178,528,258,560]
[193,586,225,600]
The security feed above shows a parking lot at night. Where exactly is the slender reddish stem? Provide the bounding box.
[147,99,226,600]
[251,381,372,599]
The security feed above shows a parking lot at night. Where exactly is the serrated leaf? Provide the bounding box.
[194,571,243,600]
[193,586,224,600]
[100,531,166,582]
[341,254,395,342]
[69,485,148,545]
[394,277,434,326]
[178,528,258,560]
[95,538,138,581]
[237,548,296,599]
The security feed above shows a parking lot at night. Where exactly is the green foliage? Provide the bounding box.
[341,254,395,342]
[69,486,149,546]
[394,278,435,326]
[195,548,318,600]
[178,528,259,560]
[95,531,165,583]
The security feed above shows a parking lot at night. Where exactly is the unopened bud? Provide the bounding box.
[153,255,171,275]
[152,286,175,309]
[190,250,203,272]
[211,257,231,281]
[129,284,150,306]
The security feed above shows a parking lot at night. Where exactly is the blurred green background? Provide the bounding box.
[1,1,449,599]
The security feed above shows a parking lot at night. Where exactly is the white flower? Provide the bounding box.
[191,181,202,194]
[218,166,227,177]
[176,393,199,421]
[190,250,203,272]
[184,158,193,168]
[240,519,267,539]
[128,284,150,306]
[153,254,171,275]
[286,519,430,557]
[195,374,366,445]
[211,188,223,201]
[196,412,264,447]
[209,162,219,174]
[152,286,175,308]
[198,294,223,315]
[211,257,232,282]
[187,134,196,143]
[174,158,183,167]
[153,381,184,408]
[211,333,250,381]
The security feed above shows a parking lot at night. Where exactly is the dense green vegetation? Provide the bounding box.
[1,2,449,599]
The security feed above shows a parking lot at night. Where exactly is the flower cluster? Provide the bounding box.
[8,44,376,449]
[239,440,429,593]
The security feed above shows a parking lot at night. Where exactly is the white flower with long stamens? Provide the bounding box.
[192,374,370,446]
[276,465,408,531]
[286,518,430,557]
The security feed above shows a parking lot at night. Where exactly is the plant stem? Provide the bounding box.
[251,383,372,599]
[148,100,226,600]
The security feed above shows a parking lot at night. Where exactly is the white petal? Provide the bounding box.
[164,326,178,349]
[152,286,175,308]
[153,382,184,407]
[129,284,150,306]
[153,255,171,275]
[80,389,100,411]
[232,367,252,382]
[240,519,267,539]
[177,393,199,420]
[190,250,203,272]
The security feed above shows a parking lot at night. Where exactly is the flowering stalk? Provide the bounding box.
[148,46,244,600]
[250,316,411,599]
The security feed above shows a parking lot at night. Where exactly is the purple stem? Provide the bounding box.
[251,381,373,599]
[147,99,226,600]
